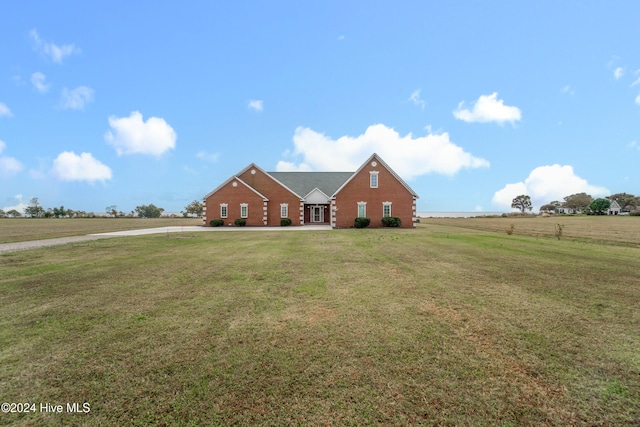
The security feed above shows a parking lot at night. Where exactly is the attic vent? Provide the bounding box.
[232,181,238,187]
[251,169,256,174]
[371,161,377,167]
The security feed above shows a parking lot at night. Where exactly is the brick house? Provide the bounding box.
[203,153,419,228]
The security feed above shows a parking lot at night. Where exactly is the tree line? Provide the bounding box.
[511,192,640,215]
[0,198,203,219]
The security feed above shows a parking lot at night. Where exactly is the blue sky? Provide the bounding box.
[1,1,639,214]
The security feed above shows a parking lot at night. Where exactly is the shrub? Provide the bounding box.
[210,219,224,227]
[354,217,370,228]
[506,224,515,235]
[555,223,564,240]
[280,218,292,226]
[381,216,402,227]
[630,211,640,216]
[234,218,246,227]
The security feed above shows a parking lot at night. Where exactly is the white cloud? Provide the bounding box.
[2,194,28,214]
[0,102,13,118]
[453,92,522,125]
[196,151,219,163]
[631,69,640,87]
[561,85,575,96]
[31,72,50,93]
[248,99,263,112]
[51,151,112,182]
[105,111,176,156]
[629,140,639,152]
[337,35,345,41]
[60,86,94,110]
[29,29,80,63]
[276,124,489,178]
[0,141,23,178]
[614,67,625,79]
[408,89,425,110]
[636,94,640,106]
[492,164,609,211]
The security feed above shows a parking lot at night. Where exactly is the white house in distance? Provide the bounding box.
[608,200,621,215]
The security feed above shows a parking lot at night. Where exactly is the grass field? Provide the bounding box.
[1,219,639,425]
[0,218,202,244]
[420,215,640,246]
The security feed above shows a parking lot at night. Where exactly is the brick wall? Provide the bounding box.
[237,167,303,226]
[203,178,266,226]
[333,159,416,228]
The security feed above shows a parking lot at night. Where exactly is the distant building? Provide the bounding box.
[608,200,621,215]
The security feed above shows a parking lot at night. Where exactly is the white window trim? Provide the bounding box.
[357,201,367,218]
[240,203,248,218]
[220,203,228,218]
[280,203,288,218]
[383,201,392,217]
[370,171,379,188]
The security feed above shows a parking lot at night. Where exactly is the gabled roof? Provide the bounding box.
[204,153,418,202]
[203,174,269,201]
[609,200,621,209]
[332,153,419,198]
[267,172,353,199]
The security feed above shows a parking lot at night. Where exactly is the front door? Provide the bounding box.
[311,206,324,223]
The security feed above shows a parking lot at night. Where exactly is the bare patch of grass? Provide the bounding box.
[1,226,639,425]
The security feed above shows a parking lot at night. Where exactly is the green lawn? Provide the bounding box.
[1,223,638,425]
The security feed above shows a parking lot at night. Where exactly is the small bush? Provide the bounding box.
[555,223,564,240]
[381,216,402,227]
[506,224,515,235]
[210,219,224,227]
[354,217,370,228]
[280,218,292,226]
[234,218,246,227]
[630,211,640,216]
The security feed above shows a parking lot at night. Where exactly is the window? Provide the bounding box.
[383,202,392,217]
[370,171,379,188]
[240,203,248,218]
[357,202,367,217]
[280,203,288,218]
[220,203,228,218]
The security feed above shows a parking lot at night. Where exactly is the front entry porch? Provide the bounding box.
[304,204,330,224]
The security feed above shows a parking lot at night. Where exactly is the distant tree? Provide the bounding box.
[24,197,45,218]
[590,198,611,215]
[135,204,164,218]
[563,193,593,213]
[43,208,53,218]
[53,205,66,218]
[183,200,203,217]
[65,208,75,218]
[511,195,532,213]
[106,205,118,218]
[7,209,22,218]
[0,209,5,218]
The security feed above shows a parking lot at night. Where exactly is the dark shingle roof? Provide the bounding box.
[267,172,354,198]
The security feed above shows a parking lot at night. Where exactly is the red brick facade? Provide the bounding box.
[203,154,418,228]
[331,157,417,229]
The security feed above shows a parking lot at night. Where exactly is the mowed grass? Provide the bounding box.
[0,218,202,244]
[1,222,639,425]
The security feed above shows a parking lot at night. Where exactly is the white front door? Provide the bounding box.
[311,206,324,222]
